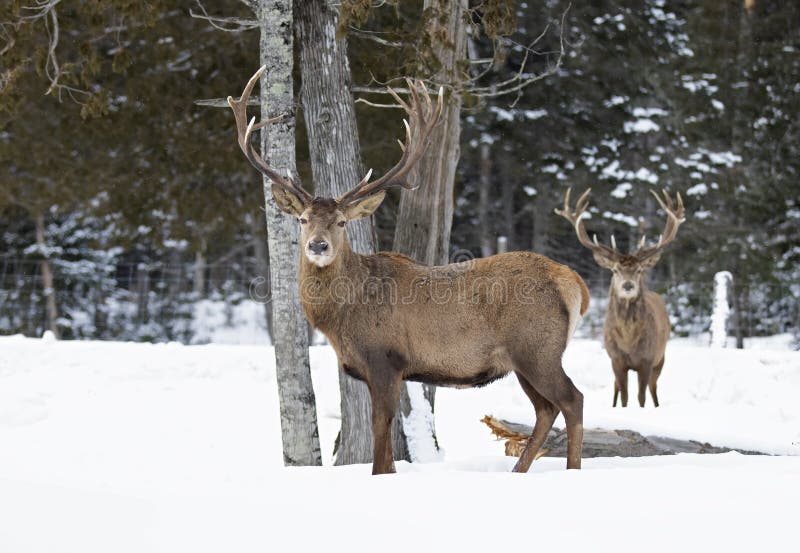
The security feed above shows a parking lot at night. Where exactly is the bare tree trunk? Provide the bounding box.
[501,170,515,251]
[135,263,149,326]
[258,0,322,466]
[296,0,383,465]
[34,211,59,339]
[193,238,206,298]
[531,197,549,254]
[391,0,468,461]
[250,212,274,343]
[479,143,493,258]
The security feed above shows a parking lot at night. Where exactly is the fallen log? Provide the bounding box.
[481,415,764,458]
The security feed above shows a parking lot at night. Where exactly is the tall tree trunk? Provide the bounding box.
[296,0,382,465]
[391,0,468,461]
[258,0,322,466]
[531,196,549,254]
[479,143,493,258]
[34,211,60,339]
[501,169,515,251]
[250,212,274,343]
[193,238,206,298]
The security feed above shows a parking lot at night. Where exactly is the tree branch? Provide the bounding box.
[190,1,258,32]
[17,0,90,101]
[349,27,404,48]
[466,4,570,101]
[194,97,260,108]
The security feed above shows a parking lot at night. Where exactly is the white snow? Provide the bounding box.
[191,299,270,345]
[624,118,660,133]
[523,108,547,120]
[604,95,628,107]
[632,106,668,118]
[489,106,515,122]
[611,182,633,198]
[0,335,798,552]
[686,183,708,196]
[602,210,639,227]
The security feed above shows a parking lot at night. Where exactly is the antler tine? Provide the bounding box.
[227,66,312,203]
[338,79,444,205]
[575,188,592,214]
[554,187,621,261]
[635,189,687,259]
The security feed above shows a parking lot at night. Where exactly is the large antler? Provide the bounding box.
[555,188,622,262]
[632,189,686,260]
[336,79,444,206]
[227,66,313,204]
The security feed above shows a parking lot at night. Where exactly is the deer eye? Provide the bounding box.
[337,221,346,227]
[298,218,308,224]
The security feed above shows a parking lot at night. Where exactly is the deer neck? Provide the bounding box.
[298,237,364,332]
[608,284,648,323]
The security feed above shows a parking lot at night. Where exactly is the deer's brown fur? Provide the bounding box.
[296,199,588,473]
[556,189,686,408]
[228,69,588,474]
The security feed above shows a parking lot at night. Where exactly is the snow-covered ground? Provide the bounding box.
[0,334,798,552]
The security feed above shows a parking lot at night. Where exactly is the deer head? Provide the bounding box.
[556,188,685,300]
[227,66,443,268]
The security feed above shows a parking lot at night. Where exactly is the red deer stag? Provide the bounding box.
[228,67,589,474]
[556,188,686,407]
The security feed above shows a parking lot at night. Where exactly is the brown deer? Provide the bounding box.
[228,67,589,474]
[556,188,686,408]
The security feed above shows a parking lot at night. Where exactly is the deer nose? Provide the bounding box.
[308,240,329,255]
[622,281,634,292]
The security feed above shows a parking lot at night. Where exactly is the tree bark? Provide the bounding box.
[531,196,549,254]
[295,0,381,465]
[393,0,466,266]
[501,168,515,251]
[479,143,493,258]
[391,0,468,461]
[250,212,274,342]
[34,211,60,339]
[258,0,322,466]
[193,239,206,298]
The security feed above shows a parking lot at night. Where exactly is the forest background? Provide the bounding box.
[1,0,798,347]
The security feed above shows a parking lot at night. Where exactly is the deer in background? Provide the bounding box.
[556,189,686,407]
[228,67,589,474]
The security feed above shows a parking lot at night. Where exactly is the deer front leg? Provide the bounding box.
[611,360,628,407]
[637,367,652,407]
[368,373,401,475]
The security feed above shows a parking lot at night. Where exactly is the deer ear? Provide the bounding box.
[593,252,618,270]
[342,191,386,221]
[271,182,306,216]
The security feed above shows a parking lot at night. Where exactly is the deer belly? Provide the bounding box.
[403,345,512,389]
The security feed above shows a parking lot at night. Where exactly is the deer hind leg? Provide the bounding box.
[511,372,559,473]
[524,366,584,470]
[650,357,664,407]
[368,372,402,475]
[613,381,620,407]
[554,373,584,469]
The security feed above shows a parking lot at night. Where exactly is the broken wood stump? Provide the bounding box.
[481,415,763,458]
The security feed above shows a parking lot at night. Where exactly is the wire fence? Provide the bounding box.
[1,256,798,346]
